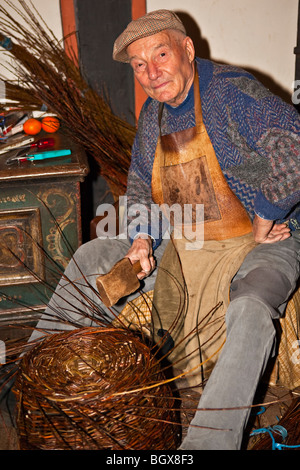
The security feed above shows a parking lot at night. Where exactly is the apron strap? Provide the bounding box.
[158,102,164,134]
[193,65,203,128]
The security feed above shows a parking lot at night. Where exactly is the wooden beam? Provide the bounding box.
[132,0,147,122]
[60,0,78,63]
[60,0,145,121]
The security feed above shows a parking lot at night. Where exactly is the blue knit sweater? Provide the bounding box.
[125,58,300,248]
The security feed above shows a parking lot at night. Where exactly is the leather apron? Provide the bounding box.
[151,68,252,240]
[151,68,256,386]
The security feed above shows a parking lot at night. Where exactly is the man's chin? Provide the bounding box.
[153,91,177,104]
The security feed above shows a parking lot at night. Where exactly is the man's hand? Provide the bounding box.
[252,214,291,244]
[125,235,155,280]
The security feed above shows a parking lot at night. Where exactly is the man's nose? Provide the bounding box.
[147,62,161,80]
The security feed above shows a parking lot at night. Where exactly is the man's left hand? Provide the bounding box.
[252,214,291,243]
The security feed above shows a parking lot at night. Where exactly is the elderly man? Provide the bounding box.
[31,10,299,450]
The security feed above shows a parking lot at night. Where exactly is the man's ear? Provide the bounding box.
[184,36,195,63]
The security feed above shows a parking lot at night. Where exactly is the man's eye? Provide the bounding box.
[157,51,168,61]
[135,63,145,71]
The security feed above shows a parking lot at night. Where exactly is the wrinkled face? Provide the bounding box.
[127,30,195,107]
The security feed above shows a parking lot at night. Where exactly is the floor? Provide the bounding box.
[1,371,299,451]
[0,377,18,450]
[176,376,300,450]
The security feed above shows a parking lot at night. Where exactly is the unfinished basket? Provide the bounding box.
[13,327,180,450]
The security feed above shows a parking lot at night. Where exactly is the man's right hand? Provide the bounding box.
[252,214,291,244]
[125,235,156,280]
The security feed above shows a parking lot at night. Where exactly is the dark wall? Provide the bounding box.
[74,0,135,125]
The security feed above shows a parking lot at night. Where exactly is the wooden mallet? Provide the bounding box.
[96,258,142,307]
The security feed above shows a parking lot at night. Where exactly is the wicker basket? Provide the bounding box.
[13,327,180,450]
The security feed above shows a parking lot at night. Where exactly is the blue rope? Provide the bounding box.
[254,406,266,416]
[250,424,300,450]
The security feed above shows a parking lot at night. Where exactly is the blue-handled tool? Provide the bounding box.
[27,149,71,161]
[26,149,71,162]
[6,149,71,164]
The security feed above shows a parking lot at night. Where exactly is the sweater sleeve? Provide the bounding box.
[254,125,300,221]
[125,139,155,244]
[125,99,165,249]
[223,74,300,222]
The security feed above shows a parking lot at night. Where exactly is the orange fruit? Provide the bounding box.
[23,118,42,135]
[41,116,60,133]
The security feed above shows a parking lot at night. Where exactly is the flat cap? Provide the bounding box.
[113,9,186,63]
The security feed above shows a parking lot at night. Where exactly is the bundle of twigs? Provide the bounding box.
[13,326,181,450]
[0,0,136,195]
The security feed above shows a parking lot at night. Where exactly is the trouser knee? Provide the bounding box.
[230,267,292,318]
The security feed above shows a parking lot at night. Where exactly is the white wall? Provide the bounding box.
[1,1,298,103]
[147,0,298,101]
[0,0,62,82]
